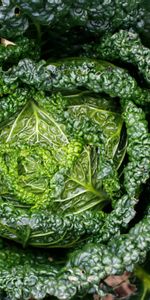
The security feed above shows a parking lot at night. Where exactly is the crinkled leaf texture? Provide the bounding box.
[0,93,124,246]
[0,94,123,211]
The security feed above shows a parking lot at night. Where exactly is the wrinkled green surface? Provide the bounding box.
[0,80,149,249]
[0,91,124,247]
[2,58,150,105]
[0,209,149,300]
[84,99,150,244]
[0,37,40,65]
[0,2,150,299]
[0,88,33,123]
[86,30,150,85]
[0,0,143,38]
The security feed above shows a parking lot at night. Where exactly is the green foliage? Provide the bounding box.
[2,58,150,105]
[0,2,150,300]
[133,263,150,300]
[0,0,143,38]
[122,100,150,198]
[0,210,149,300]
[0,37,40,65]
[86,30,150,85]
[0,91,124,247]
[0,88,33,123]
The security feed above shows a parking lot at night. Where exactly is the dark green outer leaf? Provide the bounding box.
[0,0,143,38]
[0,37,40,65]
[85,100,150,244]
[0,208,149,300]
[0,201,105,247]
[122,100,150,198]
[89,30,150,85]
[3,58,150,106]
